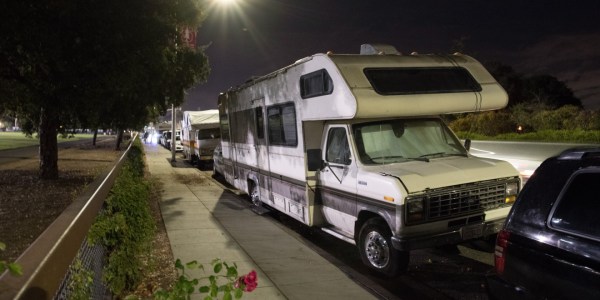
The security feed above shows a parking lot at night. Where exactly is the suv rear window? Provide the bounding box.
[548,169,600,241]
[364,67,482,95]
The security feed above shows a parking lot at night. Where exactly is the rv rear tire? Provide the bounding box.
[358,218,408,277]
[249,183,262,207]
[212,163,221,178]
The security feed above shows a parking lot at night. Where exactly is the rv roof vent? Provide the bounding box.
[360,44,400,55]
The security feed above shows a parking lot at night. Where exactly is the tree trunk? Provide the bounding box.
[92,128,98,146]
[39,107,59,179]
[115,129,123,151]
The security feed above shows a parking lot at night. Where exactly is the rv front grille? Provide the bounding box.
[426,181,508,220]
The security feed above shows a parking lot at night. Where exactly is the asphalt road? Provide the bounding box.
[469,140,600,182]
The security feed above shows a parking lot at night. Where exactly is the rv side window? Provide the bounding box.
[267,103,297,147]
[300,69,334,99]
[364,67,482,95]
[219,113,230,141]
[325,128,351,165]
[255,107,264,139]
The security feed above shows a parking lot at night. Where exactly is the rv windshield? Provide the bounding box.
[353,119,467,165]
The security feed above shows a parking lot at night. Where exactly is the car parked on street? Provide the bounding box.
[487,147,600,300]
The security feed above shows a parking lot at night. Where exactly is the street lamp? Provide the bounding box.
[171,104,176,162]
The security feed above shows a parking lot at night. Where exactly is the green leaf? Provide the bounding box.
[8,263,23,276]
[234,288,244,299]
[223,292,233,300]
[226,266,238,278]
[203,296,212,300]
[210,285,218,297]
[199,285,210,293]
[0,242,6,251]
[186,260,198,269]
[175,259,184,270]
[213,262,222,274]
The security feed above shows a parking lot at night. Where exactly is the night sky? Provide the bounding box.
[183,0,600,111]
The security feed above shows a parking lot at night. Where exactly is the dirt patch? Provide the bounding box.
[0,142,120,261]
[0,138,176,297]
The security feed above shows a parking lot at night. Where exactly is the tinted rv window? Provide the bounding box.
[255,107,264,139]
[267,103,297,147]
[364,67,482,95]
[300,69,333,99]
[219,113,230,141]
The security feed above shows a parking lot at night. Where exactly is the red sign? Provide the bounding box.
[181,26,196,50]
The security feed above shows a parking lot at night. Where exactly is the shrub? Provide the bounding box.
[87,139,155,295]
[448,111,514,136]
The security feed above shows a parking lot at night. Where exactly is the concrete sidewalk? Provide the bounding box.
[143,143,377,300]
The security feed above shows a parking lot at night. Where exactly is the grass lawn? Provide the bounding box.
[0,131,95,151]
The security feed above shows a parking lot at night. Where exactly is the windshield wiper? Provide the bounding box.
[416,152,468,161]
[420,152,446,158]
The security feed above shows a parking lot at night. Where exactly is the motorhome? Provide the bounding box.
[181,110,220,166]
[214,44,520,276]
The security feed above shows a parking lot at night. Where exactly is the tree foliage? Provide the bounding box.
[0,0,210,179]
[485,62,582,109]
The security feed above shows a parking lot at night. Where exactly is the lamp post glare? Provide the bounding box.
[214,0,238,6]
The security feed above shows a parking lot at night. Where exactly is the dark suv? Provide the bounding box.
[487,147,600,300]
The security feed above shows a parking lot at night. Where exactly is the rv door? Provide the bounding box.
[318,125,358,236]
[252,99,271,205]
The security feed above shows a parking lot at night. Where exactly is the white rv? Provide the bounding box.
[181,110,220,166]
[215,44,520,276]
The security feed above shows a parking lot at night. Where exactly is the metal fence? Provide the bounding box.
[55,238,109,300]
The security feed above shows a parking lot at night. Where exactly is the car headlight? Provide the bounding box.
[406,197,425,223]
[505,182,519,204]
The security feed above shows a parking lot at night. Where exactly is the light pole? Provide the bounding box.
[171,104,176,162]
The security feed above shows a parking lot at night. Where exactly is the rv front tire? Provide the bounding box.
[358,218,409,277]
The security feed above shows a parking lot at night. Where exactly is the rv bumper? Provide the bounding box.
[391,218,505,251]
[199,155,213,162]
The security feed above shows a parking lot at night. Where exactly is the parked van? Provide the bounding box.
[214,44,521,276]
[181,110,220,167]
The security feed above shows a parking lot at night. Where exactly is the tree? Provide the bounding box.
[524,75,582,108]
[485,62,527,107]
[0,0,209,179]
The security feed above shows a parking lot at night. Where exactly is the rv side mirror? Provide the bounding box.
[307,149,323,171]
[464,139,471,151]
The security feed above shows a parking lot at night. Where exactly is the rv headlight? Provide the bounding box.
[505,182,519,204]
[406,197,425,223]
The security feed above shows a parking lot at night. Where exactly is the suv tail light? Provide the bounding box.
[494,229,510,274]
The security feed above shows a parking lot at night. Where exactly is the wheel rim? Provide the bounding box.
[364,231,390,269]
[250,186,261,207]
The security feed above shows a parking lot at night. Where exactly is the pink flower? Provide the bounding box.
[235,270,258,292]
[243,270,257,292]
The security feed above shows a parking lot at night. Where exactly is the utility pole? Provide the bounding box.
[171,104,176,162]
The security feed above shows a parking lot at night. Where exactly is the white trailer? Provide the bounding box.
[181,110,220,166]
[215,44,520,276]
